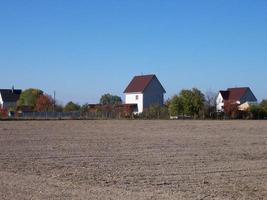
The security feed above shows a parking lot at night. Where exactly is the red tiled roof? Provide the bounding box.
[220,87,249,101]
[227,87,249,101]
[124,75,156,93]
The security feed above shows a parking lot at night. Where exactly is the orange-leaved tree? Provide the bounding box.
[0,108,8,118]
[36,94,54,112]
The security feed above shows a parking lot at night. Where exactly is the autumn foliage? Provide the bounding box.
[36,95,54,112]
[0,108,8,119]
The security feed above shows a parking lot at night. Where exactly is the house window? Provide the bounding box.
[135,95,139,100]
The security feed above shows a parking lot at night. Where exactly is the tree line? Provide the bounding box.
[1,87,266,120]
[144,88,267,120]
[4,88,122,113]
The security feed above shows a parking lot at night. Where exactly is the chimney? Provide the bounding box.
[12,85,14,93]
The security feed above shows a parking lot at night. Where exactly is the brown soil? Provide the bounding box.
[0,120,267,199]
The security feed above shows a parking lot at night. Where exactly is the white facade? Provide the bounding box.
[0,93,3,109]
[125,93,143,114]
[216,93,224,112]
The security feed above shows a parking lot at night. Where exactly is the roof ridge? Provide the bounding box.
[227,87,249,90]
[124,74,162,93]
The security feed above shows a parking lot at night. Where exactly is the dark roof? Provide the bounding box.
[0,89,22,102]
[219,90,229,99]
[227,87,249,101]
[220,87,249,101]
[124,74,166,93]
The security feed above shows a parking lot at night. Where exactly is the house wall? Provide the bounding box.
[0,94,3,109]
[240,89,257,104]
[143,77,165,109]
[216,93,224,112]
[2,102,17,110]
[125,93,143,113]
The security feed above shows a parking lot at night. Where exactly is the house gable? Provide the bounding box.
[143,76,166,94]
[0,89,22,103]
[143,76,166,108]
[0,93,3,108]
[0,89,22,109]
[239,88,257,103]
[216,92,225,112]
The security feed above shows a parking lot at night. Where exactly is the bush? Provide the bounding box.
[36,95,54,112]
[249,105,267,119]
[63,101,81,112]
[141,105,169,119]
[0,108,8,119]
[100,94,122,105]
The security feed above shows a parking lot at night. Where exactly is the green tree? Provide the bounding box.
[249,104,266,119]
[63,101,81,112]
[17,88,43,110]
[191,88,205,117]
[169,88,205,118]
[100,94,122,105]
[141,105,169,119]
[180,89,194,116]
[260,100,267,111]
[168,95,184,116]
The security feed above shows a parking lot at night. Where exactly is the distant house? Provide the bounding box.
[0,88,22,110]
[216,87,257,112]
[124,74,166,114]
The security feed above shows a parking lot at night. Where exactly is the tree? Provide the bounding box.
[0,108,8,119]
[260,100,267,111]
[63,101,81,112]
[100,94,122,105]
[249,104,266,119]
[224,101,239,119]
[191,88,205,117]
[80,103,89,114]
[141,105,169,119]
[168,95,184,116]
[168,88,205,119]
[36,94,54,112]
[179,89,194,116]
[54,104,64,112]
[204,91,217,118]
[179,88,205,118]
[17,88,43,110]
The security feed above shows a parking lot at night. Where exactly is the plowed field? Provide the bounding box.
[0,120,266,199]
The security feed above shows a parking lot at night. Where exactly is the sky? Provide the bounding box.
[0,0,266,104]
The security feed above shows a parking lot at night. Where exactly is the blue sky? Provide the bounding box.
[0,0,266,104]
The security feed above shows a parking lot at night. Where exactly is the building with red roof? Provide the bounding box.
[124,74,166,114]
[216,87,257,112]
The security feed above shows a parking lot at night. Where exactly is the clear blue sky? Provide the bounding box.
[0,0,266,104]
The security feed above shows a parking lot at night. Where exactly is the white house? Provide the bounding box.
[124,74,166,114]
[0,88,22,109]
[216,87,257,112]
